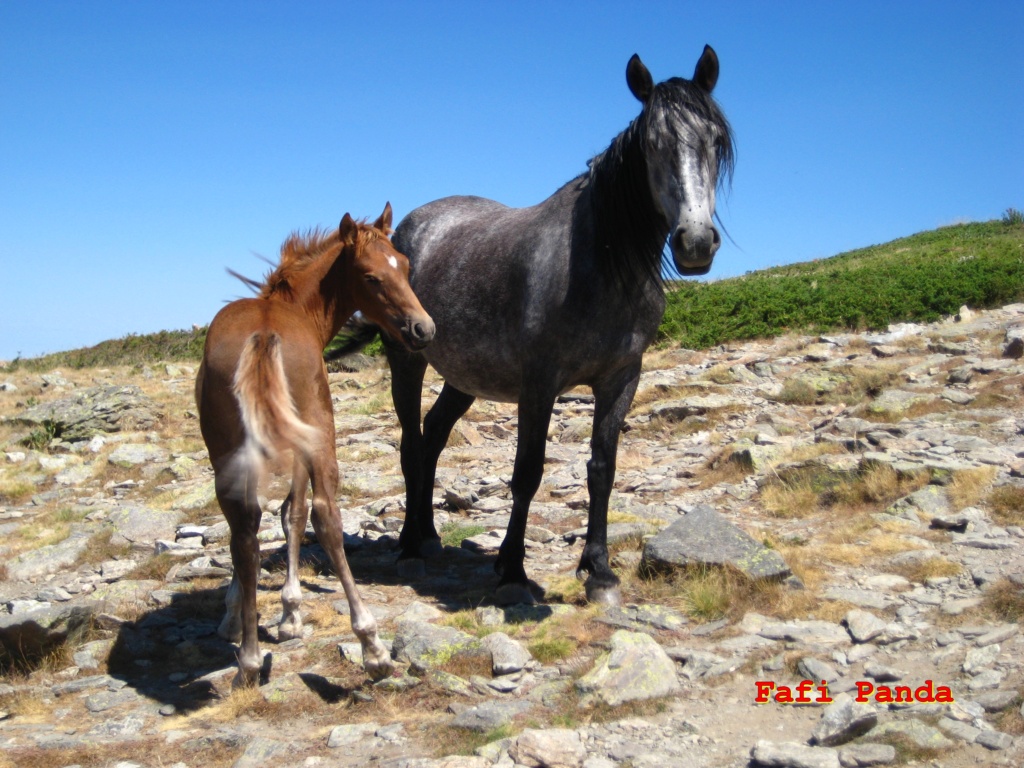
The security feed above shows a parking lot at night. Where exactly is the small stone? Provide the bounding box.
[750,740,840,768]
[837,743,896,767]
[510,728,587,768]
[811,694,878,747]
[844,610,887,643]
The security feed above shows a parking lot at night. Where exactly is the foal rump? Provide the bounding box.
[225,331,320,496]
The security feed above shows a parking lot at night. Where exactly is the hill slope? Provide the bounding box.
[6,219,1023,371]
[661,219,1024,348]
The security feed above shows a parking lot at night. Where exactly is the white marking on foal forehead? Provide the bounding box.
[387,256,398,270]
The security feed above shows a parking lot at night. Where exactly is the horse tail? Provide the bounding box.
[323,314,381,361]
[228,333,320,490]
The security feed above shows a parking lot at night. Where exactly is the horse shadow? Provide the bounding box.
[105,533,553,711]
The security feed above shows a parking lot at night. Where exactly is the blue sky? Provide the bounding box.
[1,1,1021,361]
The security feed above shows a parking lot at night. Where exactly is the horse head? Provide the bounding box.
[627,46,733,277]
[342,203,435,351]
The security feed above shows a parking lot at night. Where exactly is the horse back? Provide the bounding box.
[393,194,661,400]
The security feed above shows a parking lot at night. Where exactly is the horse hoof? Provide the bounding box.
[419,537,443,559]
[397,558,426,579]
[495,582,537,607]
[585,582,622,607]
[232,668,260,689]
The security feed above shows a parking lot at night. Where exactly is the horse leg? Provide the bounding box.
[386,346,430,564]
[279,458,310,641]
[214,472,264,687]
[577,365,641,606]
[406,383,475,558]
[307,452,393,681]
[495,388,555,606]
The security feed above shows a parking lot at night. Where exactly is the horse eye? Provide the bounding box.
[365,275,382,285]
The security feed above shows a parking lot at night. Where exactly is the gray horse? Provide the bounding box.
[334,46,734,606]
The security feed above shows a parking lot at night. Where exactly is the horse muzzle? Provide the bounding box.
[400,316,436,351]
[671,223,720,276]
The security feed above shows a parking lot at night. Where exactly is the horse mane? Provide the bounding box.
[249,220,389,300]
[582,76,735,291]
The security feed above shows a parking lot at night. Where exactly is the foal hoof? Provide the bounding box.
[584,581,622,607]
[396,558,426,580]
[363,645,395,682]
[278,616,304,642]
[495,582,537,607]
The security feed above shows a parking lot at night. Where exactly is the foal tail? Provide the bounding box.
[227,333,319,495]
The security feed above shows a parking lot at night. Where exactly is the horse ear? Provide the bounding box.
[374,202,394,234]
[626,54,654,103]
[339,212,356,240]
[693,44,719,93]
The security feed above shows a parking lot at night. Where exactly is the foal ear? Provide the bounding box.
[626,54,654,103]
[373,201,394,234]
[693,44,719,93]
[339,212,356,241]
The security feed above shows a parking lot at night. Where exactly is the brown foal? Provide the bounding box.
[196,203,434,687]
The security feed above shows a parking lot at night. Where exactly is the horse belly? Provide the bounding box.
[422,323,523,403]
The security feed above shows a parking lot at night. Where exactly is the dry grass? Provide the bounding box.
[759,461,927,523]
[0,738,214,768]
[73,527,133,568]
[948,466,998,509]
[773,378,817,405]
[892,557,963,583]
[988,484,1024,527]
[982,579,1024,622]
[695,452,751,490]
[761,477,821,519]
[626,561,820,624]
[0,474,36,506]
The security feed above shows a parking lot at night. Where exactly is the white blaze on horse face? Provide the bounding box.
[647,110,719,272]
[387,255,399,270]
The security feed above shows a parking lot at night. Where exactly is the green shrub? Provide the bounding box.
[661,220,1024,349]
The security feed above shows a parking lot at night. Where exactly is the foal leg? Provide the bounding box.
[279,458,310,640]
[215,472,264,687]
[495,387,556,606]
[576,365,641,606]
[308,453,393,681]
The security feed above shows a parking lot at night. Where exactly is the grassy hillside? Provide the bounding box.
[5,218,1023,372]
[4,328,208,372]
[660,219,1024,348]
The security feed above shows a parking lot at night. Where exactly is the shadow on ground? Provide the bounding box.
[106,534,553,711]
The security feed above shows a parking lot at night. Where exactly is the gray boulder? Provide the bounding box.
[390,620,485,673]
[641,504,791,581]
[107,505,184,550]
[575,630,680,707]
[10,385,162,441]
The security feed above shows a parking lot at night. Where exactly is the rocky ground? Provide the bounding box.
[2,304,1024,768]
